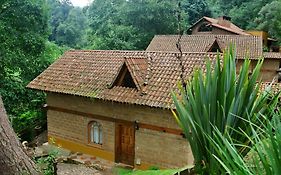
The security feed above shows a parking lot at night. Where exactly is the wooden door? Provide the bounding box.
[115,123,135,166]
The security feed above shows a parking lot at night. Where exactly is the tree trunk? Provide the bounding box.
[0,96,38,175]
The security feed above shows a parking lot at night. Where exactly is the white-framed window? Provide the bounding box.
[88,121,102,145]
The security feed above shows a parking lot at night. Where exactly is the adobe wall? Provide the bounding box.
[135,128,192,168]
[191,20,235,35]
[46,93,192,168]
[259,59,279,82]
[48,111,115,153]
[236,59,279,82]
[212,27,236,35]
[191,20,211,35]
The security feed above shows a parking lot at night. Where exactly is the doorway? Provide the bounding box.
[115,122,135,166]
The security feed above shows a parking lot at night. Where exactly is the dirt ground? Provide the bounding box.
[32,130,116,175]
[57,163,103,175]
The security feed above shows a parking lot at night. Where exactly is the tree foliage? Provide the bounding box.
[56,7,88,48]
[47,0,88,48]
[46,0,281,48]
[228,0,272,30]
[206,0,281,43]
[47,0,73,41]
[182,0,212,25]
[0,0,63,140]
[255,1,281,42]
[87,0,184,50]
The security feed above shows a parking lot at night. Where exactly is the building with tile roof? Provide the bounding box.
[190,16,280,51]
[27,16,281,169]
[28,50,220,109]
[28,50,223,168]
[146,35,263,60]
[147,35,281,82]
[27,49,281,169]
[189,16,250,35]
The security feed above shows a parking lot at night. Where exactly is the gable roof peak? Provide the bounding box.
[207,38,224,52]
[109,61,138,90]
[146,35,263,59]
[190,16,249,35]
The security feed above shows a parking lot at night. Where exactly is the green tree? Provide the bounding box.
[47,0,73,42]
[255,0,281,42]
[56,7,88,48]
[0,0,61,139]
[228,0,272,29]
[0,0,49,102]
[47,0,88,48]
[182,0,212,25]
[87,0,139,49]
[209,0,273,31]
[87,0,182,50]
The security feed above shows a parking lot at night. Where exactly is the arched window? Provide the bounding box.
[88,121,102,145]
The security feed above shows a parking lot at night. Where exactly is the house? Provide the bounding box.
[247,30,279,51]
[27,50,281,169]
[190,16,279,51]
[146,35,262,59]
[28,51,222,168]
[28,16,281,169]
[188,16,249,35]
[147,35,281,82]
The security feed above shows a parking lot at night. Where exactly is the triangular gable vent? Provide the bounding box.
[112,63,137,89]
[208,39,222,53]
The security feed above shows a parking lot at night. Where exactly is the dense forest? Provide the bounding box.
[0,0,280,140]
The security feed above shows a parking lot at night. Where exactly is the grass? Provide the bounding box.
[114,167,180,175]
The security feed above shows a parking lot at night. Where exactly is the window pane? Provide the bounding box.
[91,125,94,142]
[89,122,102,145]
[99,127,102,144]
[94,125,99,143]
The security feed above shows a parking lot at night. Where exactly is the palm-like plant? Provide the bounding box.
[172,47,279,174]
[208,106,281,175]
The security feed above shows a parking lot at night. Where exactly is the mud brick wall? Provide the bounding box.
[46,93,192,168]
[236,59,279,82]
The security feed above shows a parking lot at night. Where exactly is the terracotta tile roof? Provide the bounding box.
[263,52,281,59]
[260,82,281,94]
[146,35,263,60]
[192,16,250,35]
[107,57,147,91]
[27,50,219,108]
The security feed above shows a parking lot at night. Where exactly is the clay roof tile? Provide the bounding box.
[27,50,219,108]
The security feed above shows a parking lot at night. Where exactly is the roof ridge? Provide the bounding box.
[146,51,220,55]
[153,34,259,38]
[67,49,223,56]
[210,23,249,35]
[144,53,154,86]
[67,49,147,53]
[205,38,221,52]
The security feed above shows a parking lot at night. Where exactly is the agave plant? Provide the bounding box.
[208,105,281,175]
[171,47,279,174]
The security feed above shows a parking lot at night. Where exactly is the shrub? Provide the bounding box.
[208,105,281,174]
[172,47,279,174]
